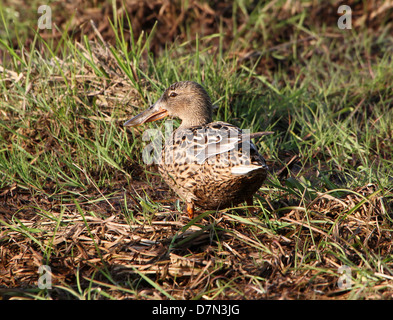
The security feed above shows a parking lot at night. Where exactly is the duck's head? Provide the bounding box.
[124,81,213,129]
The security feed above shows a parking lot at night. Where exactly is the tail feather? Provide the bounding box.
[231,164,266,176]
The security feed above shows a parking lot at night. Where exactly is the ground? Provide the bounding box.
[0,0,393,300]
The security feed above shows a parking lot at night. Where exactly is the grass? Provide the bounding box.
[1,0,393,300]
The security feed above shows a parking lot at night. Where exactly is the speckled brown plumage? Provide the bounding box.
[124,81,268,218]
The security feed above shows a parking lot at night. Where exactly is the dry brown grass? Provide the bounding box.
[1,177,392,299]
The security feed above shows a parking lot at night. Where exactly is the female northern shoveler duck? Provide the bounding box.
[124,81,268,218]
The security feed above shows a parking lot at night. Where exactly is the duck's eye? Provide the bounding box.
[169,92,178,98]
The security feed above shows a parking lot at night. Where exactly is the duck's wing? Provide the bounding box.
[173,122,268,174]
[249,131,274,139]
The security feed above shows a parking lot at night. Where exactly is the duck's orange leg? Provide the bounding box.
[186,203,194,219]
[246,198,256,214]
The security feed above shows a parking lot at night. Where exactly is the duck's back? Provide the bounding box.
[158,121,267,210]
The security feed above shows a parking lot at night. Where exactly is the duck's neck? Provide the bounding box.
[179,117,211,128]
[178,104,213,129]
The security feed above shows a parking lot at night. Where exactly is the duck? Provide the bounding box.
[124,81,268,218]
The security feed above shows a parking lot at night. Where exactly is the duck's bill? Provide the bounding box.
[123,104,168,127]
